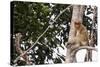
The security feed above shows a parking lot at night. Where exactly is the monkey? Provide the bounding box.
[75,21,93,61]
[74,21,89,45]
[66,20,92,62]
[67,20,89,49]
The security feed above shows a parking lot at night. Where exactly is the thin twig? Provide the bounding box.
[13,5,72,64]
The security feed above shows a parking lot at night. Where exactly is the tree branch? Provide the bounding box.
[71,46,98,57]
[15,33,23,54]
[13,5,72,64]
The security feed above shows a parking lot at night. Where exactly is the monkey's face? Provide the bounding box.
[74,21,81,29]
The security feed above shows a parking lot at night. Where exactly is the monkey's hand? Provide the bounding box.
[65,41,75,48]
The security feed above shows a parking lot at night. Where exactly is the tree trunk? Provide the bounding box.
[65,5,84,63]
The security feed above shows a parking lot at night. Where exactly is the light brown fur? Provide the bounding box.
[67,21,89,49]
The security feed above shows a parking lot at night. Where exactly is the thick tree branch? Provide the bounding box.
[72,46,97,55]
[71,46,97,62]
[15,33,23,54]
[15,33,31,65]
[13,5,72,64]
[65,46,97,63]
